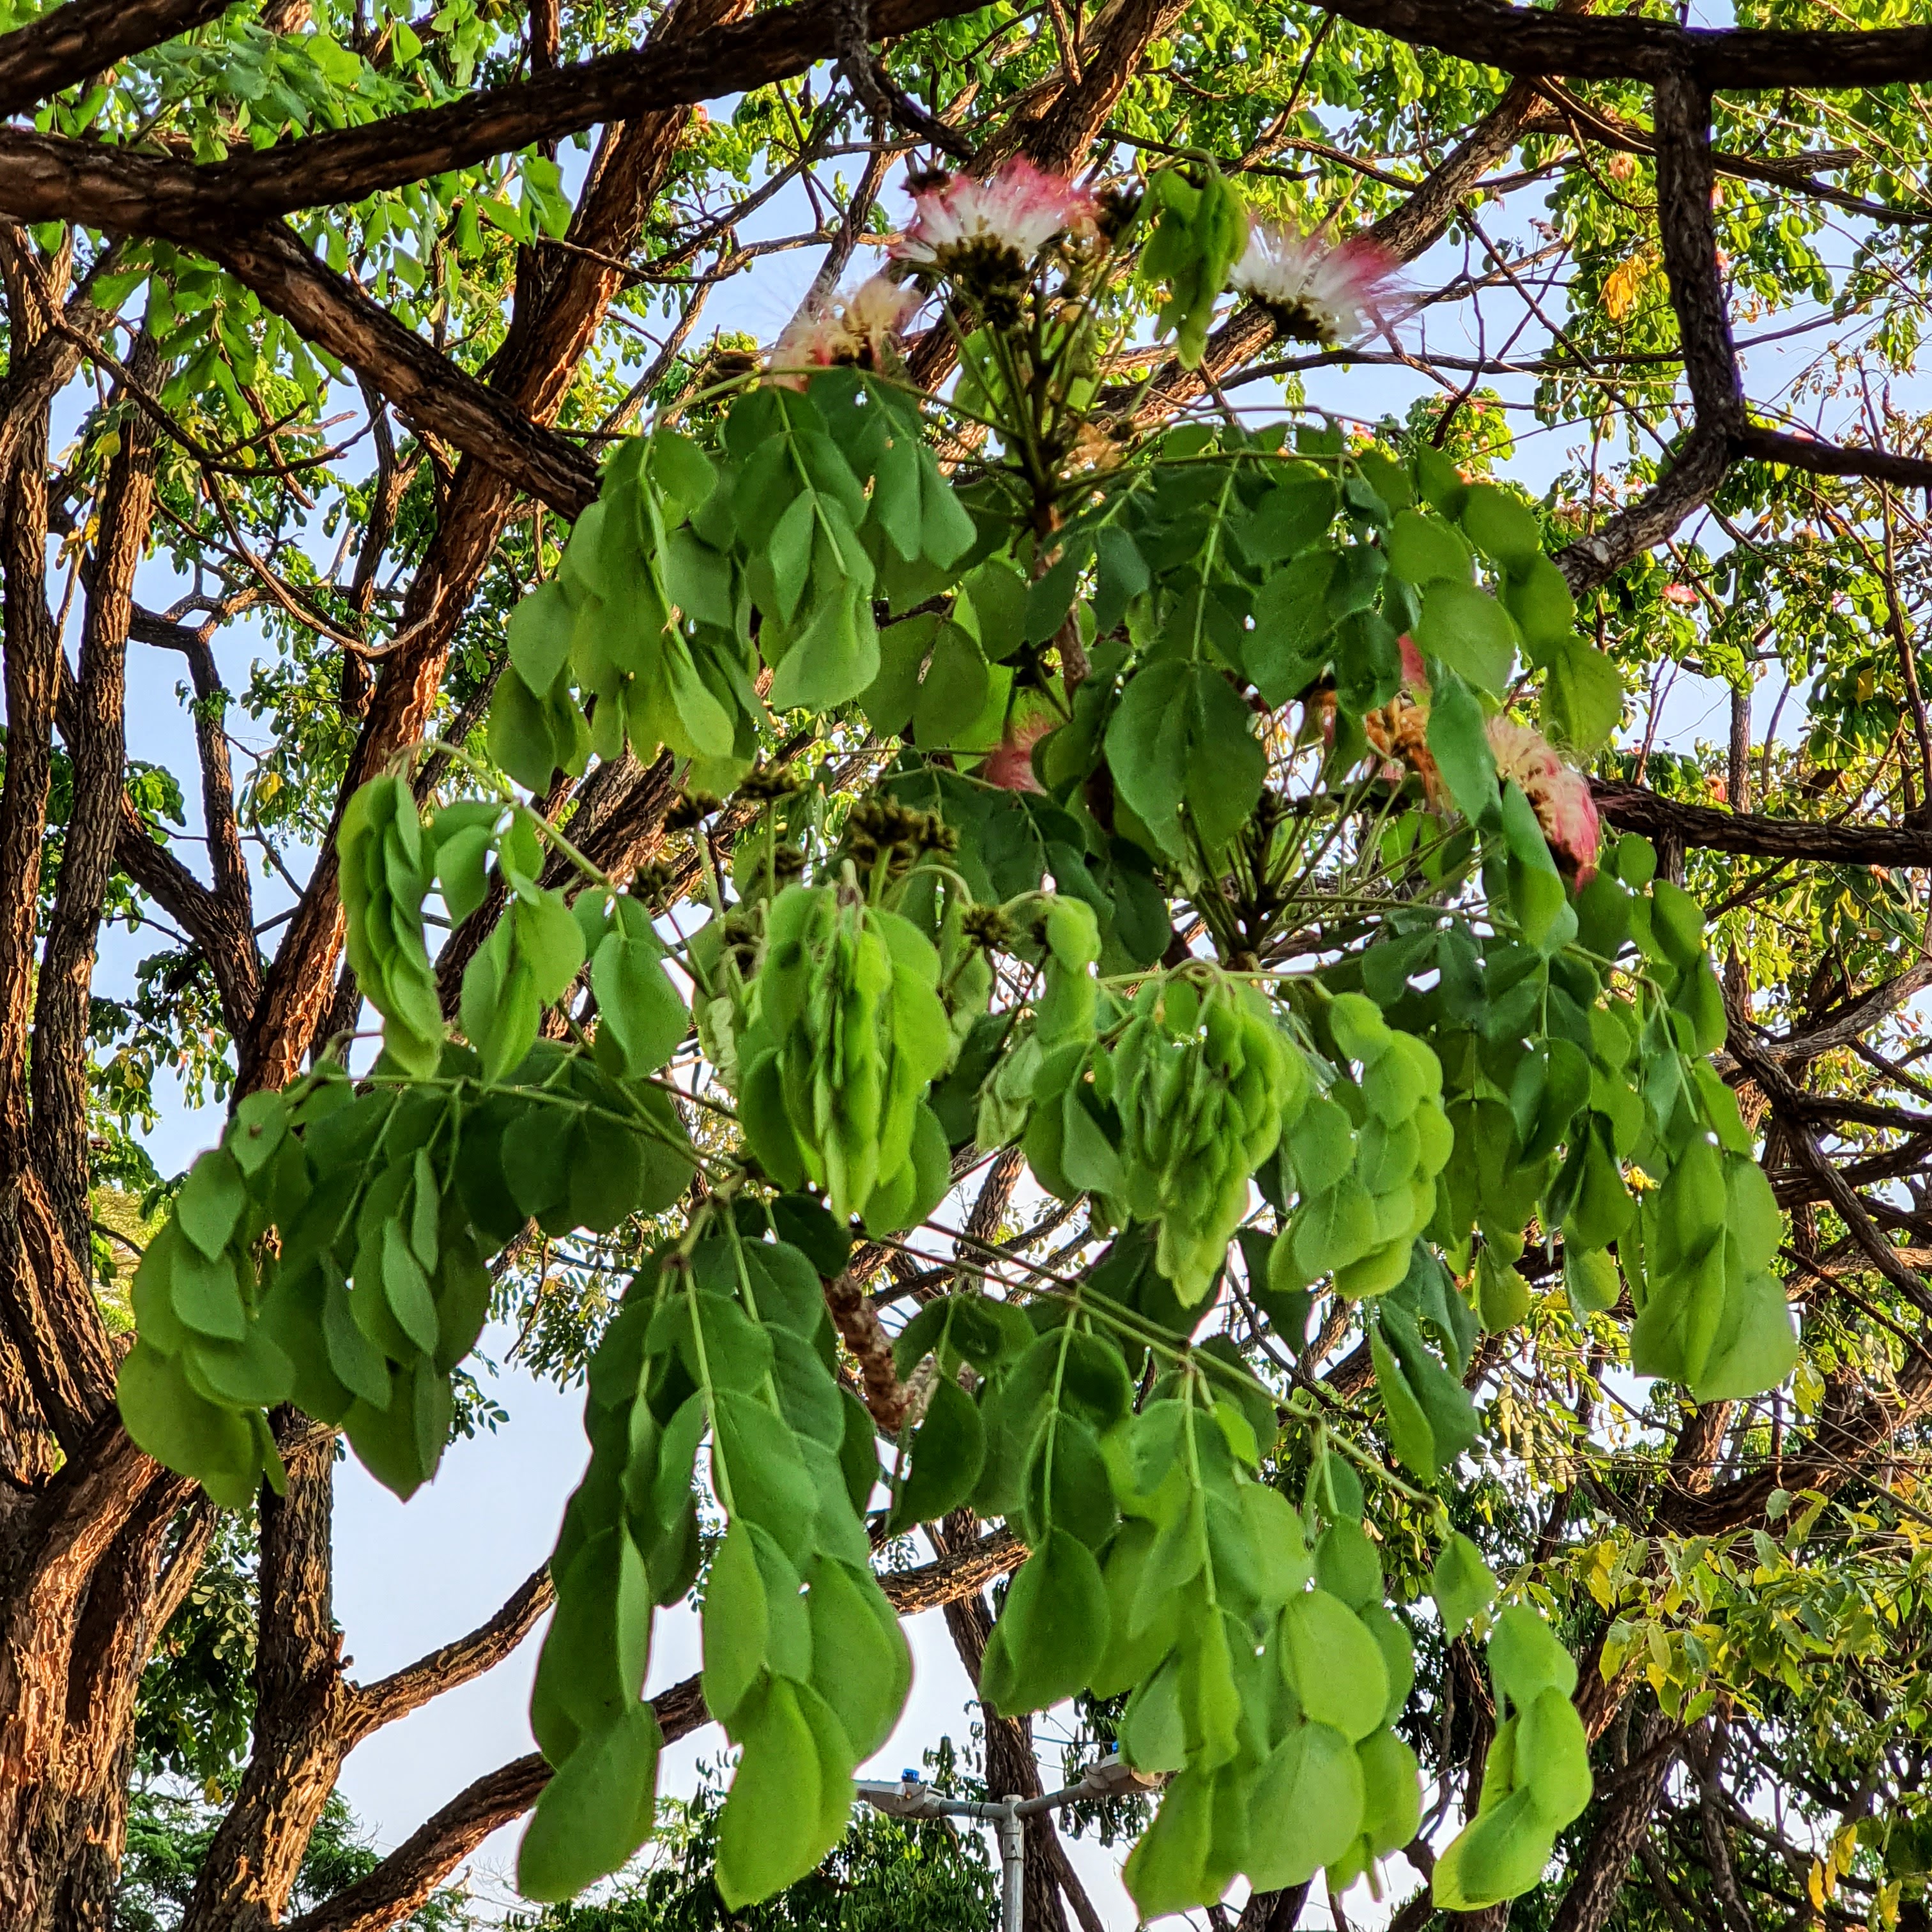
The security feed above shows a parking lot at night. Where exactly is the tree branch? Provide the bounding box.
[0,0,231,119]
[1592,778,1932,868]
[1314,0,1932,88]
[0,0,987,231]
[346,1564,555,1738]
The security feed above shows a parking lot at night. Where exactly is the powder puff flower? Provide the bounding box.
[893,159,1096,285]
[1487,716,1600,881]
[1230,224,1394,346]
[979,712,1057,793]
[841,273,921,364]
[767,304,849,387]
[766,275,919,387]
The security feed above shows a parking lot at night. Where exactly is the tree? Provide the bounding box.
[6,2,1932,1930]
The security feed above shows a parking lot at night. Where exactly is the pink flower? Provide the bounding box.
[767,275,919,387]
[979,712,1055,793]
[1660,581,1699,606]
[1486,717,1600,882]
[767,305,848,387]
[1230,225,1395,346]
[893,160,1096,279]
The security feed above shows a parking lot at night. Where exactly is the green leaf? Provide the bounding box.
[508,579,576,695]
[1541,634,1623,753]
[183,1329,295,1409]
[1278,1588,1388,1740]
[979,1528,1110,1716]
[1501,556,1575,650]
[913,626,990,747]
[1693,1269,1798,1403]
[1433,1786,1554,1910]
[889,1373,986,1530]
[1414,580,1517,693]
[1292,1177,1379,1279]
[170,1242,249,1342]
[1371,1321,1438,1480]
[1246,548,1336,705]
[380,1220,438,1355]
[806,1558,909,1760]
[1426,672,1501,826]
[226,1091,288,1177]
[176,1150,247,1260]
[117,1339,260,1508]
[702,1520,772,1731]
[1184,666,1265,852]
[1060,1089,1126,1197]
[593,935,687,1076]
[514,889,587,1006]
[919,454,980,569]
[516,1702,662,1902]
[1246,1721,1365,1889]
[1314,1520,1383,1609]
[768,579,878,712]
[769,493,815,623]
[1430,1533,1498,1637]
[1487,1605,1577,1710]
[1515,1684,1592,1826]
[1104,660,1191,841]
[716,1679,825,1908]
[1385,507,1473,585]
[435,823,494,925]
[1459,485,1544,569]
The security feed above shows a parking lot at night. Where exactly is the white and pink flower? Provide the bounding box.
[1230,224,1395,346]
[766,274,920,387]
[1486,717,1600,881]
[893,159,1096,280]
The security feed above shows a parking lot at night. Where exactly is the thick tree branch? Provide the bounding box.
[112,792,263,1042]
[241,0,755,1090]
[33,332,163,1271]
[1315,0,1932,88]
[1593,778,1932,868]
[0,0,231,118]
[0,0,987,231]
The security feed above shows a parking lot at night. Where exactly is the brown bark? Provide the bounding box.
[1313,0,1932,86]
[1548,1711,1685,1932]
[31,335,162,1271]
[0,1422,174,1929]
[1239,1882,1314,1932]
[0,241,122,1464]
[240,0,747,1093]
[0,0,233,118]
[181,1438,349,1932]
[0,238,62,1176]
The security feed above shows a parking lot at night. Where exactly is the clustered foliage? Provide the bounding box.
[117,165,1802,1920]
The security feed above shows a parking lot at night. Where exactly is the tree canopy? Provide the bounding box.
[6,3,1932,1931]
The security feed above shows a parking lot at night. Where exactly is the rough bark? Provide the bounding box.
[240,0,747,1092]
[1548,1711,1685,1932]
[181,1437,349,1932]
[31,335,162,1271]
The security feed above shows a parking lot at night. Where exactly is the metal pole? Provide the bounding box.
[997,1803,1025,1932]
